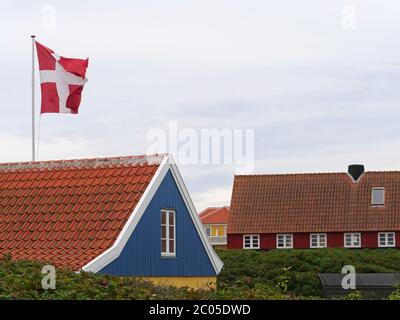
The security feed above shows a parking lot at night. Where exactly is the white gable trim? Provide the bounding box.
[81,155,170,273]
[82,155,223,274]
[168,158,224,274]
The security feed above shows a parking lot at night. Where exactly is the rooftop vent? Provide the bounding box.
[348,164,364,182]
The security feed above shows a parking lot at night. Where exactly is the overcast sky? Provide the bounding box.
[1,1,400,211]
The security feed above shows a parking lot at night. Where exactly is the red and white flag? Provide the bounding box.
[35,41,89,114]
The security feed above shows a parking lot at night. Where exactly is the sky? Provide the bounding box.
[1,0,400,212]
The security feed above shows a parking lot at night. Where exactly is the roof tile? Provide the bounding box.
[200,207,230,224]
[229,172,400,234]
[0,154,164,269]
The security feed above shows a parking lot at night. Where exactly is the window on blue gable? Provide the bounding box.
[161,209,176,257]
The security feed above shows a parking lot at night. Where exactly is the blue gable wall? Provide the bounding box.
[99,170,216,276]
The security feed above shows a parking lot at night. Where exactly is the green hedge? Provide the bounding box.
[0,255,284,300]
[2,249,400,299]
[217,249,400,297]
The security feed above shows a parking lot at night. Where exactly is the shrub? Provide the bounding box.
[217,248,400,298]
[341,291,364,300]
[388,285,400,300]
[0,255,283,300]
[2,248,400,299]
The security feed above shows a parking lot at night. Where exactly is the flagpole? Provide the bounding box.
[31,35,36,162]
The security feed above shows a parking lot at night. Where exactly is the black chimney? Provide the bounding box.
[348,164,364,181]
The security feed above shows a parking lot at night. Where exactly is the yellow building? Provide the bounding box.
[199,207,230,249]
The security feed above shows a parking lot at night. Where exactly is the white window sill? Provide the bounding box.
[161,254,177,258]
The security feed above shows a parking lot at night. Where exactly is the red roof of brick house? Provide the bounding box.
[0,154,164,269]
[229,169,400,234]
[200,207,230,224]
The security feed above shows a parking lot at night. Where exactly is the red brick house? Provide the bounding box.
[228,165,400,250]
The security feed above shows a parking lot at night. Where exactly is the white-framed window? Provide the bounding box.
[378,232,395,248]
[276,234,293,249]
[344,233,361,248]
[205,227,211,237]
[243,234,260,249]
[161,209,176,257]
[371,187,385,206]
[310,233,327,248]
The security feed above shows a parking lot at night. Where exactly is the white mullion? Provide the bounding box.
[161,210,167,255]
[173,211,176,254]
[243,234,259,249]
[161,209,176,256]
[166,210,170,254]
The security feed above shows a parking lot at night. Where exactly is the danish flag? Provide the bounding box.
[35,41,89,114]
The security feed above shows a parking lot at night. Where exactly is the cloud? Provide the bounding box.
[192,185,232,213]
[1,0,400,209]
[0,133,91,163]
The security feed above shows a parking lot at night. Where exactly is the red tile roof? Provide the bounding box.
[200,207,230,224]
[0,154,164,269]
[229,172,400,234]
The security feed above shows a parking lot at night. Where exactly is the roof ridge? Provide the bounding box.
[235,170,400,177]
[200,206,230,218]
[200,208,219,217]
[200,206,230,224]
[0,153,168,171]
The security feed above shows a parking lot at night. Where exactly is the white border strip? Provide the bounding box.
[81,156,169,272]
[168,158,224,274]
[82,155,223,274]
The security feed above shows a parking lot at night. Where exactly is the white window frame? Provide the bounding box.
[276,234,293,249]
[161,209,176,257]
[243,234,260,249]
[371,187,385,206]
[310,233,327,248]
[344,233,361,248]
[205,226,211,237]
[378,232,396,248]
